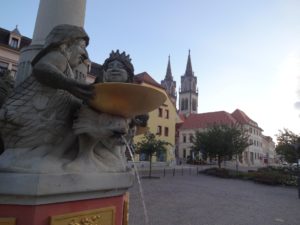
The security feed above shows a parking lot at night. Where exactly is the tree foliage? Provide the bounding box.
[136,132,171,177]
[275,129,300,163]
[191,124,249,168]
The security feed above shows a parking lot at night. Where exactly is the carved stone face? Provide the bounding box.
[104,60,128,82]
[67,39,87,68]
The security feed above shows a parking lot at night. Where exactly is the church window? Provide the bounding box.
[184,99,188,110]
[192,99,197,111]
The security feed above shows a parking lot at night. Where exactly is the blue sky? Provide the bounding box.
[1,0,300,141]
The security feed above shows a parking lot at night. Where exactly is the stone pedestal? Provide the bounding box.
[0,171,133,225]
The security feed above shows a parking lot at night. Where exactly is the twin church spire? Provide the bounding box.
[160,50,198,115]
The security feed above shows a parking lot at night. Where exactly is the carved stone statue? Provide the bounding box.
[66,50,136,172]
[0,70,14,154]
[0,70,14,107]
[0,25,94,172]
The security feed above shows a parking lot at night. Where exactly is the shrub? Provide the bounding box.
[201,167,298,186]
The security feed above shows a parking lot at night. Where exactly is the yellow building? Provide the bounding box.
[133,72,177,163]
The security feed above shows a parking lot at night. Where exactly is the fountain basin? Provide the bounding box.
[89,83,167,118]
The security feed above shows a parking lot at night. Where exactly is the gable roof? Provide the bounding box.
[231,109,262,130]
[180,111,237,130]
[134,72,164,89]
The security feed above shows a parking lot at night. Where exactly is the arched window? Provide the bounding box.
[181,99,185,110]
[192,99,197,111]
[184,98,188,110]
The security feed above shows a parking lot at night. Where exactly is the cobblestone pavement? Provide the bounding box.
[128,169,300,225]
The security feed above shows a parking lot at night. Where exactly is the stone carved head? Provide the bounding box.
[102,50,134,83]
[32,24,90,66]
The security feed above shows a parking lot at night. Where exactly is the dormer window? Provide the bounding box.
[9,25,21,49]
[10,37,19,48]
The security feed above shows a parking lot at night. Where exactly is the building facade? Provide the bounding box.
[134,72,177,164]
[177,109,276,167]
[0,26,31,78]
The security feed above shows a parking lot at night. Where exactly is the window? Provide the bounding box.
[189,134,193,143]
[192,99,197,111]
[183,135,186,143]
[249,139,253,145]
[158,108,163,117]
[164,127,169,136]
[10,37,19,48]
[249,128,252,133]
[165,109,169,119]
[157,126,162,135]
[183,149,186,158]
[184,99,188,110]
[11,70,17,79]
[0,62,8,76]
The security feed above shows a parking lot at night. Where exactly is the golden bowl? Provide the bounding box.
[88,83,167,118]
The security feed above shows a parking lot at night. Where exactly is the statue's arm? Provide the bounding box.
[32,52,94,101]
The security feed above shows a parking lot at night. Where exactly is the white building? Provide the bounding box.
[177,109,276,167]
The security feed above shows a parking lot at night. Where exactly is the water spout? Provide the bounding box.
[122,136,150,225]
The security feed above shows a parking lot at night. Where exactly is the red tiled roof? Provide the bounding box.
[180,111,237,130]
[134,72,163,89]
[178,113,186,123]
[231,109,261,130]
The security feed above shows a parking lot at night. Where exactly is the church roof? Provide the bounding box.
[164,55,173,80]
[184,49,194,77]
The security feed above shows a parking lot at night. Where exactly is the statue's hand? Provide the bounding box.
[68,82,95,102]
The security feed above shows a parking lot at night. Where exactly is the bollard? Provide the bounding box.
[163,168,166,177]
[298,175,300,199]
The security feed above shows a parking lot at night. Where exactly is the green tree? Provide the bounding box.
[275,129,300,164]
[136,132,171,178]
[191,124,249,168]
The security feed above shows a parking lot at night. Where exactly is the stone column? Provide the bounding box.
[15,0,86,86]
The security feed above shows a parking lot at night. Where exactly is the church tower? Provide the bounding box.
[179,50,198,115]
[161,55,177,105]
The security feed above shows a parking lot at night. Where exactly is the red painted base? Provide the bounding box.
[0,194,127,225]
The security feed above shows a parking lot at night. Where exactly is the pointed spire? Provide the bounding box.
[11,25,21,36]
[165,54,173,80]
[184,49,193,77]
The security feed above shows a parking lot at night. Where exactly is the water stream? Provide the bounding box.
[122,136,150,225]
